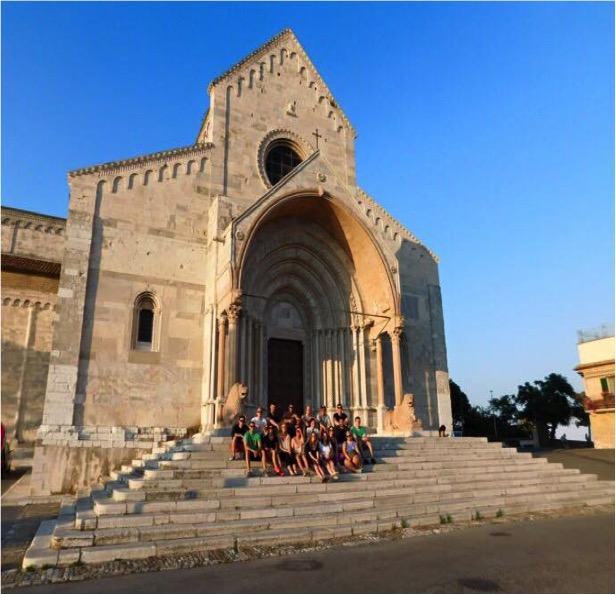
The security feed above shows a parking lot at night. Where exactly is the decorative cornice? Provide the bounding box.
[68,142,214,178]
[356,188,440,263]
[208,28,291,94]
[1,206,66,231]
[2,296,55,310]
[207,28,356,137]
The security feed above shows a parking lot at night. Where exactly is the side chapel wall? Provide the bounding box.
[1,211,65,442]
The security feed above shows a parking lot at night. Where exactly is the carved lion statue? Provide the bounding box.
[385,393,419,432]
[217,383,249,427]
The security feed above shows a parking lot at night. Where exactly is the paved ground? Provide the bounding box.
[533,448,614,482]
[7,510,614,593]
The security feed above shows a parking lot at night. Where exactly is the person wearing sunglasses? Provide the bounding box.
[342,430,363,473]
[250,408,268,435]
[243,422,266,477]
[229,416,248,461]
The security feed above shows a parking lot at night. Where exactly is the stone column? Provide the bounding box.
[348,325,361,408]
[238,315,246,384]
[339,328,348,408]
[313,330,321,407]
[332,329,340,404]
[374,334,386,432]
[256,322,264,404]
[391,326,404,407]
[226,304,241,394]
[360,325,371,411]
[216,314,227,400]
[246,317,253,393]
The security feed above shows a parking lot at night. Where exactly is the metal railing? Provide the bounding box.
[577,323,615,344]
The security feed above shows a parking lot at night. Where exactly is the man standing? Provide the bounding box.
[267,403,282,429]
[251,407,268,435]
[333,403,349,427]
[301,405,315,428]
[243,421,267,477]
[333,415,347,446]
[351,416,377,464]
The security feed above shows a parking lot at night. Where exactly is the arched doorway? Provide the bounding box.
[233,192,400,423]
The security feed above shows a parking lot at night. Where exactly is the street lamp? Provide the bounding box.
[490,390,497,438]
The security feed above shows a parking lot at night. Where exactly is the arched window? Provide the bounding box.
[132,293,159,351]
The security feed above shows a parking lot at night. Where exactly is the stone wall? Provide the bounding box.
[1,207,65,260]
[590,410,615,449]
[1,208,64,443]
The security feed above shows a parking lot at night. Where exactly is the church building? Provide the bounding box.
[9,29,452,494]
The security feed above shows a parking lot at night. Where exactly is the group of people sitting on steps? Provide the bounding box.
[229,403,377,480]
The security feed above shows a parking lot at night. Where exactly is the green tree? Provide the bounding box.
[515,373,579,444]
[449,379,471,428]
[449,379,494,437]
[487,394,528,439]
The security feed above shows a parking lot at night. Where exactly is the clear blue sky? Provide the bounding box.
[2,2,614,407]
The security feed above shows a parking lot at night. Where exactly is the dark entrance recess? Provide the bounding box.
[267,339,303,411]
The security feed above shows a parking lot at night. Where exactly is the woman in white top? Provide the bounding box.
[290,426,309,476]
[319,429,339,480]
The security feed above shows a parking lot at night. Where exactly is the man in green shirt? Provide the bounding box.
[243,422,267,477]
[351,416,376,464]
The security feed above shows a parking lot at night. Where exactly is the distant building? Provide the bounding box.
[575,325,615,449]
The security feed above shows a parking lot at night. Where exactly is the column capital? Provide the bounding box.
[228,303,242,321]
[362,319,375,331]
[218,313,228,327]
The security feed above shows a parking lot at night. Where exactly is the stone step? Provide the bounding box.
[24,430,615,570]
[55,480,615,551]
[96,467,607,512]
[27,481,615,569]
[106,468,525,499]
[106,461,584,500]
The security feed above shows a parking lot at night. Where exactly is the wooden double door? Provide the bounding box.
[267,338,303,411]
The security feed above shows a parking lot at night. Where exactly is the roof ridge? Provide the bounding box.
[1,206,67,224]
[207,28,293,94]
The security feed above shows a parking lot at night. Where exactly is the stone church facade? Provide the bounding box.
[9,29,451,494]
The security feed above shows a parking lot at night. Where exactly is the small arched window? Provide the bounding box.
[133,293,159,351]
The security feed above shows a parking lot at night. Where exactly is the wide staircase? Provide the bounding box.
[23,435,614,568]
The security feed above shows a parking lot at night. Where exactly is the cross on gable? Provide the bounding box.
[312,128,322,150]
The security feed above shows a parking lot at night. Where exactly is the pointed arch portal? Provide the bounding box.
[227,192,402,414]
